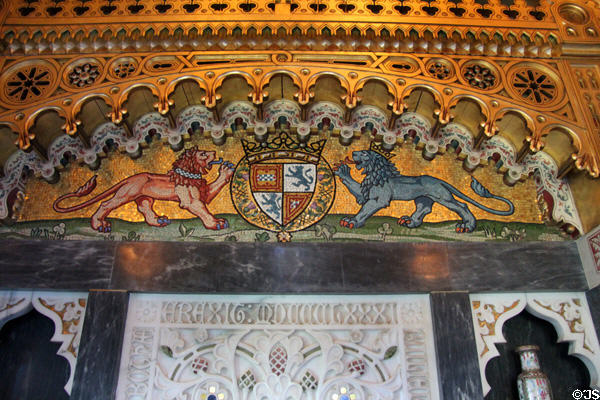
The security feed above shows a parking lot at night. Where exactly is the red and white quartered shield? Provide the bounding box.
[249,162,317,226]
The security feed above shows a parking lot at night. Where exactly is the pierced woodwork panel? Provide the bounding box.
[507,64,560,106]
[0,61,58,106]
[4,0,555,21]
[570,63,600,148]
[426,58,456,81]
[109,58,140,80]
[0,0,579,50]
[66,61,102,89]
[461,62,499,91]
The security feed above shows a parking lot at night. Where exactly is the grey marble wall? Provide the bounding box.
[587,286,600,342]
[0,239,587,292]
[0,240,115,290]
[431,292,484,400]
[71,291,129,400]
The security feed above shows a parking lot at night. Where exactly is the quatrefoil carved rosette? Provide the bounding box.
[506,62,564,108]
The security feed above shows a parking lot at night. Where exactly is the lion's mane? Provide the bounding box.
[167,146,209,201]
[359,151,400,204]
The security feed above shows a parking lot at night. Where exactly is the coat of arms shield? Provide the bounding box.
[250,162,316,225]
[231,132,335,234]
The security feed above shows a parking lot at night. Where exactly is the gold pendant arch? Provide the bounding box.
[0,50,597,178]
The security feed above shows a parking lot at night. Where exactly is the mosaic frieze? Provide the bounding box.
[115,294,439,400]
[0,101,577,243]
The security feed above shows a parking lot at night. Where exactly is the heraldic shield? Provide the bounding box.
[232,131,335,233]
[250,162,316,226]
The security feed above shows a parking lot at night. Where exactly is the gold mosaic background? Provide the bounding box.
[20,135,541,224]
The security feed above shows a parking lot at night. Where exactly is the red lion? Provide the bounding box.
[53,147,235,232]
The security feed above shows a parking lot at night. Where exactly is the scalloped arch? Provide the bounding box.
[470,293,600,396]
[401,84,443,107]
[0,291,88,395]
[72,93,115,121]
[166,76,208,98]
[539,123,583,154]
[355,76,399,98]
[448,94,490,121]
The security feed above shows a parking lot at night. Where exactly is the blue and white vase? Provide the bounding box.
[516,345,553,400]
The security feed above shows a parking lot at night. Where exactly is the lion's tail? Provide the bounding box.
[447,177,515,216]
[53,175,124,213]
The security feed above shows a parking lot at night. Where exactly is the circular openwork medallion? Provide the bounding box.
[62,58,103,89]
[109,57,139,80]
[507,63,561,106]
[231,132,335,234]
[460,62,499,90]
[425,58,455,80]
[1,61,57,105]
[66,60,102,88]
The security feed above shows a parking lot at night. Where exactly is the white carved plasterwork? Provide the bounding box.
[470,293,526,395]
[470,292,600,396]
[0,290,33,329]
[0,290,88,395]
[116,294,440,400]
[307,101,345,132]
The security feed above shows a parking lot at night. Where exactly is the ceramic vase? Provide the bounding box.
[516,345,553,400]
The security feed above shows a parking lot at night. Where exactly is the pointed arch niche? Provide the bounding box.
[470,292,600,396]
[0,290,88,395]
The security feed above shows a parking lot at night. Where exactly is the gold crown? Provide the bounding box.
[370,141,395,160]
[242,132,326,164]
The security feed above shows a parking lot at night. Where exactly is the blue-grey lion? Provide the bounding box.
[334,147,514,233]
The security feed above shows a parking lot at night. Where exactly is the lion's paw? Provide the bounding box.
[157,216,171,227]
[398,216,412,226]
[92,219,111,233]
[219,162,236,182]
[216,219,229,230]
[455,222,474,233]
[340,217,358,229]
[334,164,351,178]
[207,218,229,231]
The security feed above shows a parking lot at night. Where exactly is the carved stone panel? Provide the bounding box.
[115,294,440,400]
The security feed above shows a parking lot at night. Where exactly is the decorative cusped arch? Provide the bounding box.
[470,292,600,396]
[0,58,594,172]
[0,290,88,395]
